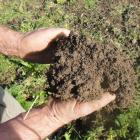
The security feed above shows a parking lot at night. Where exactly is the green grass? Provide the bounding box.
[0,0,140,139]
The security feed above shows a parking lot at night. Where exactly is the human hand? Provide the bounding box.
[19,28,70,63]
[0,93,115,140]
[47,93,115,125]
[28,93,115,138]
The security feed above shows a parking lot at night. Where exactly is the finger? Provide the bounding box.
[21,28,70,52]
[74,93,116,118]
[47,28,70,36]
[35,28,70,43]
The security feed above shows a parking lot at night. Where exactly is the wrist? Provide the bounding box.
[0,25,23,57]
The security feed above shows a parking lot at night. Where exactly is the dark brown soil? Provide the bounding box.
[47,32,136,108]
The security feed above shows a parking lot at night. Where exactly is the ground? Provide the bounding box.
[0,0,140,140]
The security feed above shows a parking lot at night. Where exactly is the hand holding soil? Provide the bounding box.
[0,26,117,140]
[0,93,115,140]
[19,28,70,63]
[18,27,116,111]
[49,93,115,124]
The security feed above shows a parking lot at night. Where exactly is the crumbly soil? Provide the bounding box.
[47,32,136,108]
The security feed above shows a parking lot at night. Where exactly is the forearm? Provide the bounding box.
[0,25,23,57]
[0,105,64,140]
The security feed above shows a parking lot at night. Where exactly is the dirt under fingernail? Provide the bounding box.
[47,32,136,108]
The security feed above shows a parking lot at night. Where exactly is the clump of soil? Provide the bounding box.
[47,32,136,108]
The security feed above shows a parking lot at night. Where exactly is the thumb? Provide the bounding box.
[73,93,116,119]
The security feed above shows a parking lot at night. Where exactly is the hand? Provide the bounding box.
[0,93,115,140]
[19,28,70,63]
[48,93,115,124]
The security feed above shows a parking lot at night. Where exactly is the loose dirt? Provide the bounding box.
[47,32,136,108]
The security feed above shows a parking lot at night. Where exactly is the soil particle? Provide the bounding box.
[47,32,136,108]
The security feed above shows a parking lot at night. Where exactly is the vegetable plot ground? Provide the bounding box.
[0,0,140,140]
